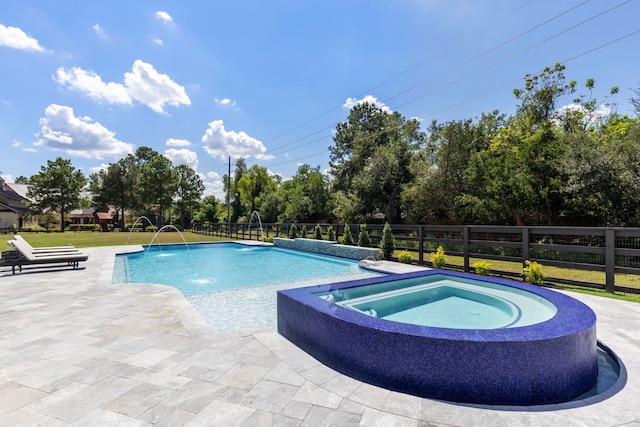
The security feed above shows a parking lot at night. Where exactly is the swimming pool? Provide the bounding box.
[112,242,382,294]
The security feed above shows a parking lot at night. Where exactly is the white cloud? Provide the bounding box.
[203,171,225,199]
[201,120,272,160]
[124,60,191,114]
[11,140,22,148]
[343,95,391,113]
[153,38,163,46]
[1,174,14,182]
[54,67,132,105]
[556,103,611,127]
[164,148,198,169]
[215,98,237,108]
[90,163,109,174]
[0,23,45,52]
[93,23,107,39]
[156,11,173,24]
[166,138,191,147]
[35,104,134,159]
[54,60,190,114]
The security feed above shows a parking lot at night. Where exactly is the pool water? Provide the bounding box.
[112,242,382,294]
[321,275,557,329]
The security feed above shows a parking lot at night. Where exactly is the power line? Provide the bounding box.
[261,0,539,147]
[261,0,613,158]
[267,28,640,171]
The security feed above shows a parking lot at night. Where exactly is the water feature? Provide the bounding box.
[143,224,190,259]
[125,216,157,245]
[247,210,264,241]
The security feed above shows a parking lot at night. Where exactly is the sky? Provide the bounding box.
[1,0,639,199]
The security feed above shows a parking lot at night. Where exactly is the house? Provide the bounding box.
[0,177,34,231]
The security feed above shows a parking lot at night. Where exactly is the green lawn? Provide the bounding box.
[4,230,230,248]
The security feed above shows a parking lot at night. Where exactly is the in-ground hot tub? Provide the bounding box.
[277,270,598,405]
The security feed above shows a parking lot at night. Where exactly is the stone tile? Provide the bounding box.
[65,359,134,385]
[123,348,176,368]
[184,399,254,427]
[282,400,313,420]
[300,405,361,427]
[180,365,224,382]
[102,382,175,418]
[348,383,391,408]
[156,408,195,427]
[71,408,147,426]
[160,379,226,413]
[322,373,363,398]
[301,363,339,385]
[240,379,299,413]
[241,410,301,426]
[292,381,343,409]
[211,386,248,404]
[0,381,48,413]
[338,398,367,415]
[138,403,175,424]
[382,391,424,420]
[131,361,192,389]
[8,359,83,389]
[263,361,306,387]
[215,363,269,390]
[0,409,67,427]
[38,376,138,423]
[360,406,420,426]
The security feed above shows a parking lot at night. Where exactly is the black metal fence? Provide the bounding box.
[191,223,640,294]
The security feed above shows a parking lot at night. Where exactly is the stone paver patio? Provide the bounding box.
[1,245,639,426]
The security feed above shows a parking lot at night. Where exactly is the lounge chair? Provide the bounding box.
[3,239,88,275]
[13,234,80,253]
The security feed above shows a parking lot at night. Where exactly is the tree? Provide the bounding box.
[278,164,333,223]
[89,155,137,229]
[136,148,177,227]
[401,112,504,224]
[14,176,28,184]
[28,157,86,232]
[193,195,219,224]
[329,102,424,223]
[174,164,204,229]
[380,222,395,260]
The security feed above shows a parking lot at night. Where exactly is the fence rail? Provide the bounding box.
[191,222,640,294]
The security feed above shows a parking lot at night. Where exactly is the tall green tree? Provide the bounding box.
[89,155,137,229]
[28,157,86,232]
[174,164,205,229]
[329,102,424,223]
[193,195,219,224]
[278,164,333,223]
[136,148,177,227]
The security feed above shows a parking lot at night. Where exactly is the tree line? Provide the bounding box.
[20,64,640,230]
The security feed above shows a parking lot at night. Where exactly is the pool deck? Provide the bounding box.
[1,245,639,426]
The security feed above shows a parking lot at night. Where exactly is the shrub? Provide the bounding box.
[398,250,413,264]
[288,224,298,239]
[431,246,447,268]
[327,225,336,241]
[473,260,491,276]
[380,222,395,260]
[262,235,274,243]
[342,224,354,245]
[314,224,323,240]
[358,224,371,247]
[523,260,545,285]
[300,225,308,238]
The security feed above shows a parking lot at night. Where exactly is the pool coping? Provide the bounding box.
[0,244,639,425]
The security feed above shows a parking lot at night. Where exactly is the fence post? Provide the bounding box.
[463,226,469,272]
[605,228,615,293]
[522,227,529,265]
[418,225,424,264]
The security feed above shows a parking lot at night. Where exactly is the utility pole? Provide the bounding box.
[227,156,231,237]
